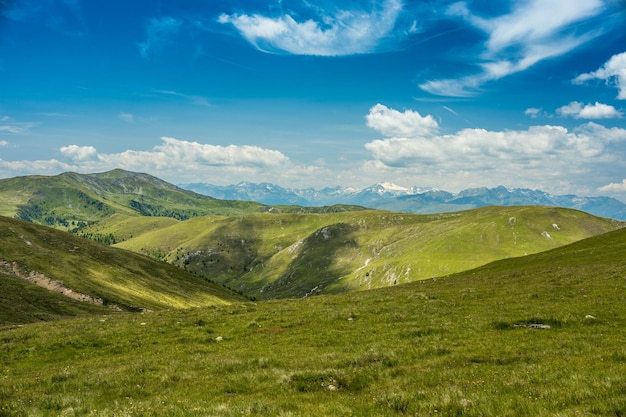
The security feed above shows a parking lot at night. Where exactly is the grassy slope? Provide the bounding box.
[0,170,365,233]
[1,229,625,416]
[0,169,269,230]
[114,206,624,299]
[0,216,245,323]
[0,271,112,325]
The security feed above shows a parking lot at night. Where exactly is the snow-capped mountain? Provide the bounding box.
[182,181,310,206]
[179,182,626,220]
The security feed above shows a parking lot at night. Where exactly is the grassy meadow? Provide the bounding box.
[111,206,623,299]
[1,228,625,416]
[0,170,364,233]
[0,215,245,323]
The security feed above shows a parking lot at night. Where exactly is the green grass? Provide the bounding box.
[0,215,245,323]
[113,206,623,299]
[1,228,626,416]
[0,272,112,324]
[0,170,365,232]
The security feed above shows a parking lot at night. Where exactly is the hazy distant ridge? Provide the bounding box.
[180,182,626,220]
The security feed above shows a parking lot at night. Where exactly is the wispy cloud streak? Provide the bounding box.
[573,51,626,99]
[421,0,608,96]
[139,17,183,58]
[218,0,404,56]
[0,116,38,134]
[151,89,211,107]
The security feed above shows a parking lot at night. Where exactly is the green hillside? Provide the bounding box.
[0,170,365,233]
[0,215,246,324]
[1,228,625,416]
[0,169,267,230]
[0,271,113,325]
[113,206,624,299]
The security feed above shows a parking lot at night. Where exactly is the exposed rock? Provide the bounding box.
[515,323,551,329]
[0,258,104,306]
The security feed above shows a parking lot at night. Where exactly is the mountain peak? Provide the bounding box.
[180,182,626,220]
[366,182,410,195]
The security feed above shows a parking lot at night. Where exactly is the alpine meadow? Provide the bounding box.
[1,170,626,416]
[2,0,626,415]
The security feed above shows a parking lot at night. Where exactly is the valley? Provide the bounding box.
[1,169,626,415]
[1,227,625,415]
[111,205,622,300]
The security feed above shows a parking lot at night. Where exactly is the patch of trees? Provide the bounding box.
[76,191,109,213]
[129,199,197,220]
[76,232,117,245]
[16,204,44,223]
[17,204,73,228]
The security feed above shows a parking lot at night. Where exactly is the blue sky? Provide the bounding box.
[1,0,626,201]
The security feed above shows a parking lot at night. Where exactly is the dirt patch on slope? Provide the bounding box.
[0,258,111,307]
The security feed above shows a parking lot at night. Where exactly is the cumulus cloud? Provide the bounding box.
[0,158,73,180]
[573,51,626,99]
[365,124,606,168]
[575,121,626,143]
[362,104,626,195]
[421,0,607,96]
[524,107,543,118]
[1,137,314,185]
[5,133,349,190]
[0,140,9,147]
[598,179,626,192]
[365,104,439,138]
[218,0,404,56]
[57,137,290,168]
[557,101,623,119]
[151,137,290,167]
[60,145,97,161]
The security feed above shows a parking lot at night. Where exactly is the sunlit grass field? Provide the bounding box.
[2,228,625,416]
[113,206,623,299]
[0,216,244,320]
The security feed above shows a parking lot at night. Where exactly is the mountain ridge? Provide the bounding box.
[113,206,624,300]
[180,181,626,220]
[0,214,246,324]
[0,170,363,231]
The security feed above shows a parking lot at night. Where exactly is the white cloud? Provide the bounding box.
[421,0,606,96]
[152,90,211,107]
[365,124,606,167]
[0,159,73,180]
[151,137,290,167]
[363,104,626,196]
[58,137,291,170]
[557,101,623,119]
[0,140,8,147]
[365,104,439,138]
[524,107,542,118]
[1,137,324,186]
[0,117,38,134]
[60,145,98,161]
[457,0,603,54]
[598,179,626,192]
[575,121,626,143]
[573,51,626,99]
[218,0,404,56]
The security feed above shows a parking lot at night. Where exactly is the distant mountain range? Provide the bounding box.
[179,182,626,220]
[0,170,364,231]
